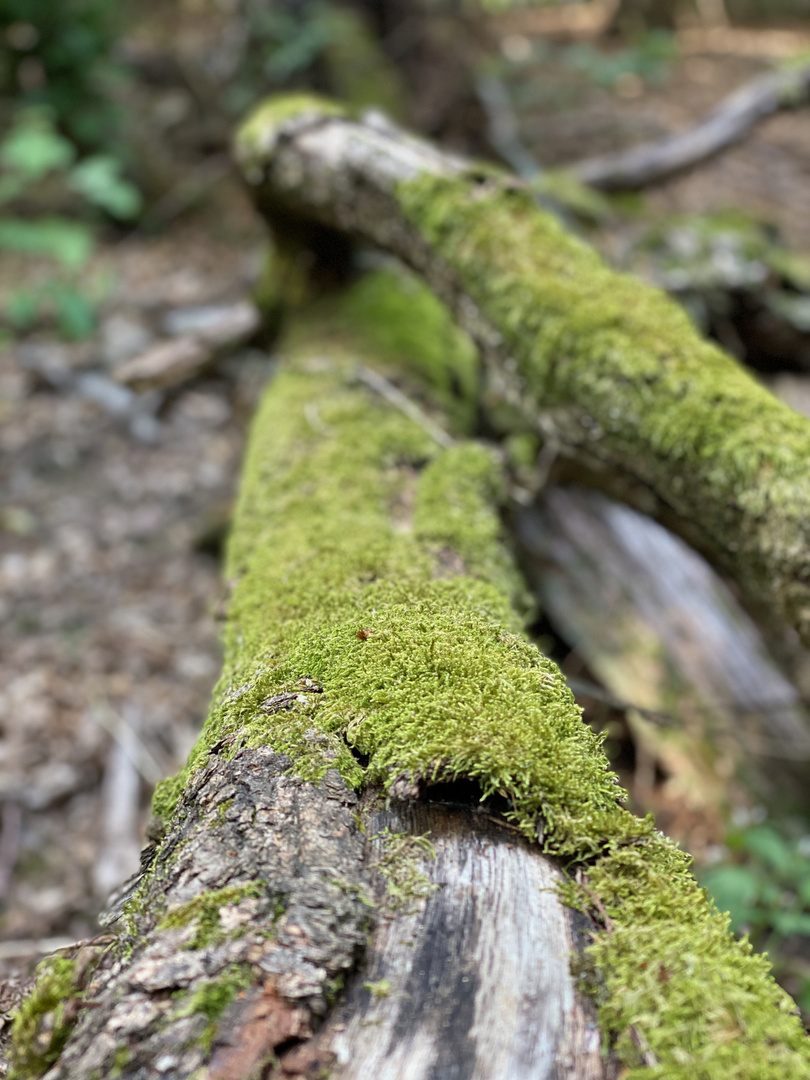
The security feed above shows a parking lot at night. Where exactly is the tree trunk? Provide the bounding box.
[7,100,810,1080]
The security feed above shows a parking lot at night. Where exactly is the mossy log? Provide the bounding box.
[9,102,810,1079]
[235,95,810,648]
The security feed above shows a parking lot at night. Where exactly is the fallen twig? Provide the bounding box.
[573,61,810,190]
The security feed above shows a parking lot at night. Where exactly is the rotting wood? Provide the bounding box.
[6,302,623,1080]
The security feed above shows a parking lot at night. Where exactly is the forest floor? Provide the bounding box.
[3,16,810,1036]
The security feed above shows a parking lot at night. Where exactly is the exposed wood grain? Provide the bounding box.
[308,804,612,1080]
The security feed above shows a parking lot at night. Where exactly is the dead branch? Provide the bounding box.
[572,60,810,190]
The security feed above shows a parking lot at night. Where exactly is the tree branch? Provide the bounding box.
[572,61,810,190]
[235,96,810,647]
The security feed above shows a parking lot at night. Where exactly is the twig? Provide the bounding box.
[476,74,543,183]
[0,937,84,961]
[575,868,615,933]
[94,704,146,900]
[356,366,454,449]
[573,61,810,190]
[89,700,165,786]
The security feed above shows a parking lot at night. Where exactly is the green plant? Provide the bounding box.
[0,106,141,337]
[562,30,678,90]
[699,821,810,1012]
[0,0,127,151]
[223,2,346,117]
[223,1,402,118]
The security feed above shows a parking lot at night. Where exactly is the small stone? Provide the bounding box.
[162,300,260,348]
[115,337,213,392]
[101,313,154,370]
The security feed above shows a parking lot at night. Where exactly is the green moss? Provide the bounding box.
[158,884,267,950]
[234,93,345,173]
[531,169,613,224]
[110,1045,131,1078]
[396,172,810,628]
[374,827,438,914]
[364,978,391,999]
[177,963,254,1054]
[291,266,481,433]
[151,257,810,1076]
[7,957,82,1080]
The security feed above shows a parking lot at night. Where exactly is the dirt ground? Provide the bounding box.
[4,17,810,1035]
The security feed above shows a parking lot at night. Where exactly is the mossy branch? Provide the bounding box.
[234,95,810,647]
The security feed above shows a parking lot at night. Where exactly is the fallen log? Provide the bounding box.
[234,96,810,648]
[8,102,810,1080]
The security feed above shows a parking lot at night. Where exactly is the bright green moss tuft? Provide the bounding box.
[292,266,481,433]
[176,963,254,1054]
[8,958,82,1080]
[158,884,267,950]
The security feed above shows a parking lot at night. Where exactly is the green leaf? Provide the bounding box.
[51,285,96,339]
[701,865,761,930]
[67,156,142,220]
[797,875,810,906]
[742,826,795,877]
[0,217,94,270]
[4,288,39,330]
[772,911,810,938]
[0,110,75,181]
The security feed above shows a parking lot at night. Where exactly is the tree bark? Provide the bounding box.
[8,101,810,1080]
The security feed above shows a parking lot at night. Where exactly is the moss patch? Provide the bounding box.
[7,958,83,1080]
[373,827,438,914]
[396,172,810,632]
[159,883,267,950]
[176,963,253,1054]
[152,262,810,1077]
[287,266,481,433]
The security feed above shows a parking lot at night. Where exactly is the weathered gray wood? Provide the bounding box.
[517,486,810,806]
[316,805,610,1080]
[31,753,610,1080]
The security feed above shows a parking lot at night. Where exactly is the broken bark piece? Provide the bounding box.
[116,301,260,392]
[114,336,212,392]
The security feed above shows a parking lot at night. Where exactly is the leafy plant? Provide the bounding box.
[0,106,141,338]
[222,1,347,117]
[0,0,127,151]
[699,821,810,1012]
